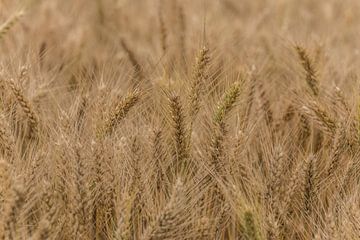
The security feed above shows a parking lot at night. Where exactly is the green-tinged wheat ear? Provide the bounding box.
[0,10,24,41]
[243,210,261,240]
[189,46,210,123]
[206,82,242,217]
[6,79,39,139]
[209,81,241,175]
[214,81,241,126]
[169,95,188,176]
[97,89,140,139]
[295,45,319,96]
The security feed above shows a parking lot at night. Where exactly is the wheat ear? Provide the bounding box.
[6,79,39,139]
[303,155,316,215]
[169,95,188,176]
[243,210,261,240]
[97,89,140,138]
[301,101,336,136]
[0,116,15,160]
[214,82,241,126]
[189,46,210,123]
[141,179,190,240]
[295,45,319,96]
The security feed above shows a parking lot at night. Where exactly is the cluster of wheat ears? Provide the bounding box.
[0,0,360,239]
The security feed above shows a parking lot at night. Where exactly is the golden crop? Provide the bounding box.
[0,0,359,239]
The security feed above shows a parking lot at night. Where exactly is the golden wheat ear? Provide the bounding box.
[188,46,210,124]
[295,45,320,96]
[6,79,40,140]
[0,115,15,160]
[168,95,188,177]
[301,101,337,136]
[208,81,242,176]
[214,81,241,126]
[97,89,140,139]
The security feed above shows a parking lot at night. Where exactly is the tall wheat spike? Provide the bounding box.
[169,95,188,177]
[214,82,241,126]
[295,45,320,96]
[6,79,39,139]
[189,46,210,124]
[97,89,140,138]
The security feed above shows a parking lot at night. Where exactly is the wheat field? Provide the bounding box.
[0,0,360,239]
